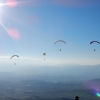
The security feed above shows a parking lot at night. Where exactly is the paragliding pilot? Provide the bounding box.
[74,96,79,100]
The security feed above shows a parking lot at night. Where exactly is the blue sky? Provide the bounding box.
[0,0,100,65]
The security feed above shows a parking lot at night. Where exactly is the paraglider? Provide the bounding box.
[43,53,46,60]
[10,55,19,65]
[90,41,100,51]
[54,40,66,51]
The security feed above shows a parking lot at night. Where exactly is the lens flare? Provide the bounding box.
[96,92,100,97]
[7,28,20,40]
[6,0,17,7]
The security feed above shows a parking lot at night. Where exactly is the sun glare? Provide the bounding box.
[0,0,17,7]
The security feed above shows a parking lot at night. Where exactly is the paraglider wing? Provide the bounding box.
[90,41,100,44]
[54,40,66,44]
[10,55,19,59]
[43,53,46,56]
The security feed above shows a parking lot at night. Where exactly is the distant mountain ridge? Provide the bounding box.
[0,64,100,81]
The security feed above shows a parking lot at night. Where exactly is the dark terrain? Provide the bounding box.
[0,64,100,100]
[0,77,99,100]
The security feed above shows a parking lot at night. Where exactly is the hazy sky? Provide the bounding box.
[0,0,100,66]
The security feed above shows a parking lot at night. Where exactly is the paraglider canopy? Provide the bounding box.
[10,55,19,59]
[90,41,100,44]
[43,53,46,56]
[54,40,66,44]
